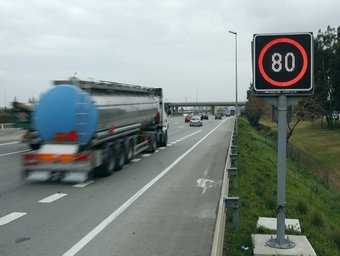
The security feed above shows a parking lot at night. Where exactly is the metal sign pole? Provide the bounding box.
[277,95,288,245]
[266,95,295,248]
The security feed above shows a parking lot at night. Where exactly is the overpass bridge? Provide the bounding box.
[166,101,246,115]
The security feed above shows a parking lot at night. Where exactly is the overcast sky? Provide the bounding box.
[0,0,339,106]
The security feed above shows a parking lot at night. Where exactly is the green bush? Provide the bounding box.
[309,209,324,228]
[295,198,309,214]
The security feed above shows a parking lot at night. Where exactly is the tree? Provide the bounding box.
[287,96,325,141]
[313,26,340,128]
[245,84,270,128]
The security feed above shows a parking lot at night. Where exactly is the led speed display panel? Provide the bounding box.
[253,33,313,94]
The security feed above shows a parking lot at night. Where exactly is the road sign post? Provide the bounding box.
[252,33,313,249]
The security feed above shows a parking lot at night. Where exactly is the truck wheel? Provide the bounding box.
[125,140,134,164]
[30,143,40,150]
[115,144,126,171]
[95,144,116,177]
[158,131,168,147]
[148,134,157,152]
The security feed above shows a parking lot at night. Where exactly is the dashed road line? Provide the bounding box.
[158,147,166,150]
[155,150,160,153]
[38,193,67,203]
[0,212,27,226]
[0,141,20,146]
[0,149,30,157]
[73,181,95,188]
[141,154,151,157]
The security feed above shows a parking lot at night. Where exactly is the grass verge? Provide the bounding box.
[223,117,340,256]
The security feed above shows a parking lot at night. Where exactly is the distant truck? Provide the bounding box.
[229,106,236,116]
[12,101,42,150]
[22,78,169,182]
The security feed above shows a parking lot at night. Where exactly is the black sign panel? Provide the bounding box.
[253,33,313,94]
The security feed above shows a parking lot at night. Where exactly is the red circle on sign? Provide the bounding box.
[258,38,308,87]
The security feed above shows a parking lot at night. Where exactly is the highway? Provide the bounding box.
[0,115,234,256]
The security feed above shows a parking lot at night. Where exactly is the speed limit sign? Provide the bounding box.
[253,33,313,95]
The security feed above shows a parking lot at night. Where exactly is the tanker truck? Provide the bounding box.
[22,78,169,182]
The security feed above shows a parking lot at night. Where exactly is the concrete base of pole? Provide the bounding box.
[252,234,316,256]
[257,217,301,233]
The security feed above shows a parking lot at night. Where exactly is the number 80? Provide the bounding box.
[272,52,295,72]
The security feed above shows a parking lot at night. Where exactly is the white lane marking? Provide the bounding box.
[197,168,219,196]
[62,119,226,256]
[181,137,186,140]
[167,144,172,147]
[0,141,20,146]
[131,158,141,163]
[196,178,218,195]
[38,193,67,203]
[171,142,177,144]
[0,212,27,226]
[158,147,166,150]
[204,168,210,177]
[73,181,95,188]
[155,150,160,153]
[0,149,30,157]
[141,154,151,158]
[176,139,181,142]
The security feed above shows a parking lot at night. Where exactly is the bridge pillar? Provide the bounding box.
[211,106,215,115]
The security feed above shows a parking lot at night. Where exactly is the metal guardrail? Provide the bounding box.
[210,118,236,256]
[0,123,15,130]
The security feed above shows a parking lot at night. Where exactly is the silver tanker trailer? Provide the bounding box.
[22,78,169,182]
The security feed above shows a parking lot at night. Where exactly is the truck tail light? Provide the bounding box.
[59,154,92,162]
[24,153,92,165]
[23,154,39,165]
[75,155,93,161]
[22,133,33,140]
[38,154,56,161]
[59,154,76,162]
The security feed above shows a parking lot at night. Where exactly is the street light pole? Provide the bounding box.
[229,30,238,131]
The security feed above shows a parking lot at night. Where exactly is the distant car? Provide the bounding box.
[215,114,222,119]
[201,113,209,120]
[184,115,191,123]
[190,115,203,127]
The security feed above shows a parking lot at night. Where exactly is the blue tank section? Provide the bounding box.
[34,85,98,145]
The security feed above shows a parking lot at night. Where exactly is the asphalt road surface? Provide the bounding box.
[0,115,234,256]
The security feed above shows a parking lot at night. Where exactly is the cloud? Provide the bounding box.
[0,0,339,105]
